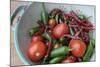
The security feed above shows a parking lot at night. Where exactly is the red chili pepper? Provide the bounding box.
[70,11,81,23]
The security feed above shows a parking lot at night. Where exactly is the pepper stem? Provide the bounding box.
[69,48,76,51]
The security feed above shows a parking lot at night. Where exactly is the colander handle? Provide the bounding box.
[11,5,27,26]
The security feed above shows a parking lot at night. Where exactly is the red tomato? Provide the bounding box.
[49,19,57,27]
[69,39,86,57]
[52,23,68,39]
[62,56,75,63]
[27,41,47,62]
[31,35,43,42]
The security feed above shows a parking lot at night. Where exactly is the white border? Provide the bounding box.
[24,0,96,5]
[0,0,10,67]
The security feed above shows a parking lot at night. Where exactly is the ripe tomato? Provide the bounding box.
[52,23,68,39]
[49,18,57,27]
[31,35,43,42]
[27,41,47,62]
[62,56,76,63]
[69,39,86,57]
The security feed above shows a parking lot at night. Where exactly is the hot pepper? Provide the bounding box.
[83,33,95,62]
[49,56,65,64]
[50,46,71,58]
[28,27,39,37]
[41,3,49,25]
[82,39,95,62]
[55,14,59,23]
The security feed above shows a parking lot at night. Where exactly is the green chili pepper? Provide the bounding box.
[50,46,71,58]
[89,32,95,48]
[69,27,74,35]
[60,37,66,43]
[60,37,68,46]
[49,15,55,19]
[49,56,65,64]
[42,32,50,41]
[66,20,70,24]
[28,27,39,36]
[91,38,95,48]
[53,39,57,44]
[83,32,95,62]
[83,40,95,62]
[41,3,49,25]
[55,14,59,23]
[78,15,85,20]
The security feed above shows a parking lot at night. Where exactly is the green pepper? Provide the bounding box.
[41,3,49,25]
[53,39,57,44]
[42,32,50,41]
[89,32,95,48]
[28,27,39,36]
[49,56,65,64]
[78,15,86,20]
[55,14,59,23]
[83,40,95,62]
[91,38,95,48]
[60,37,66,43]
[49,15,55,19]
[60,37,68,46]
[66,20,70,24]
[50,46,71,58]
[69,27,74,35]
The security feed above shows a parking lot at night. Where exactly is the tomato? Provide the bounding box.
[27,41,47,62]
[31,35,43,42]
[52,23,68,39]
[49,18,57,27]
[69,39,86,57]
[62,56,76,63]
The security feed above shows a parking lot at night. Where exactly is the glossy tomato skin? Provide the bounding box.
[52,23,68,39]
[49,18,57,27]
[69,39,86,57]
[27,41,47,62]
[62,56,75,63]
[31,35,43,42]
